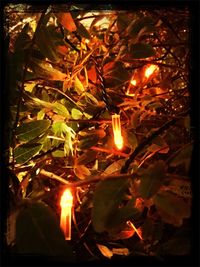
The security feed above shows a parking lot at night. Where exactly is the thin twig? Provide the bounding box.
[91,146,129,158]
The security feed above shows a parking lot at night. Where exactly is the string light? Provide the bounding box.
[112,114,123,150]
[130,79,137,86]
[144,64,159,79]
[60,189,73,240]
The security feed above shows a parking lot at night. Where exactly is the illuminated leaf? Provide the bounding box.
[52,102,70,118]
[29,59,66,80]
[74,76,85,95]
[52,150,65,157]
[16,120,51,142]
[16,202,75,261]
[71,108,82,119]
[138,160,166,199]
[85,92,99,105]
[112,248,129,256]
[96,244,113,259]
[103,159,125,175]
[56,12,77,32]
[74,164,91,180]
[14,143,43,164]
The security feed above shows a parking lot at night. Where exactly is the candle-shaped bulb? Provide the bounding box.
[112,114,123,150]
[144,64,159,79]
[60,189,73,240]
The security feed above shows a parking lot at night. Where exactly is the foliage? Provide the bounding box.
[4,4,192,263]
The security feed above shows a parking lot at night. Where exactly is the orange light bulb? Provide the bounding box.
[112,114,123,150]
[144,64,159,79]
[60,189,73,240]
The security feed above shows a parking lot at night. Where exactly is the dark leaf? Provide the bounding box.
[16,120,51,142]
[76,22,90,39]
[35,25,60,62]
[130,43,155,59]
[138,160,166,199]
[92,178,129,233]
[77,150,98,165]
[16,201,75,262]
[169,143,193,168]
[103,61,131,88]
[14,143,43,164]
[154,191,191,226]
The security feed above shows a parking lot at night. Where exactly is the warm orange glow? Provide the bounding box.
[60,189,73,240]
[112,114,123,150]
[128,221,143,240]
[144,64,159,79]
[130,79,137,86]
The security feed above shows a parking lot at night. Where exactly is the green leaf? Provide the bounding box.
[74,76,85,95]
[130,43,155,59]
[71,108,82,119]
[14,143,43,164]
[154,191,191,226]
[52,150,65,157]
[138,160,166,199]
[16,120,51,142]
[16,201,75,262]
[52,102,70,118]
[92,178,129,233]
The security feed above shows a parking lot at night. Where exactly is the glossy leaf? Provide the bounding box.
[138,160,166,199]
[97,244,113,259]
[92,178,129,233]
[14,143,43,164]
[16,201,74,261]
[16,120,51,142]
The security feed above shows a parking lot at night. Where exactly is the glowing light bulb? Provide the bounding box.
[130,79,137,86]
[144,64,159,79]
[112,114,123,150]
[60,189,73,240]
